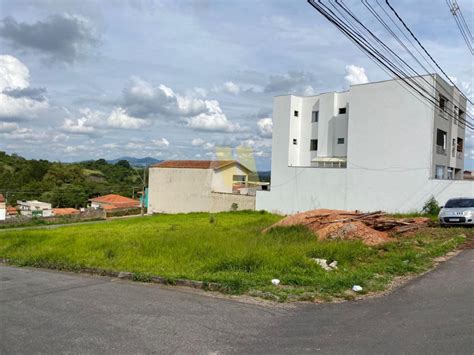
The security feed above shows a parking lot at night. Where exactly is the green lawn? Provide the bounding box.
[0,211,470,302]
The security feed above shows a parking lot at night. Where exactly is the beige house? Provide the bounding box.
[147,160,257,214]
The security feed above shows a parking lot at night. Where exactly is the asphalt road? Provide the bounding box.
[1,250,473,354]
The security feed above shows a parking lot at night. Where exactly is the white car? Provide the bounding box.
[438,198,474,226]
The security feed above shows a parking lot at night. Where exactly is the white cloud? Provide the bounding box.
[106,107,150,129]
[185,100,246,133]
[0,55,49,121]
[0,121,19,132]
[345,65,369,86]
[0,55,30,91]
[62,117,96,136]
[152,137,170,148]
[302,85,317,96]
[257,117,273,138]
[222,81,240,95]
[191,138,205,146]
[122,77,245,133]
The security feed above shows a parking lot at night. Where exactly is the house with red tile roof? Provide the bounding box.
[89,194,140,211]
[148,160,258,214]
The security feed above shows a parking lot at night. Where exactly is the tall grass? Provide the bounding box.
[0,211,467,301]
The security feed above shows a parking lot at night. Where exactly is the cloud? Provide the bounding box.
[152,137,170,148]
[2,86,47,101]
[257,117,272,138]
[345,65,369,86]
[191,138,205,146]
[122,77,246,133]
[106,107,150,129]
[0,121,18,132]
[0,14,100,63]
[61,106,150,135]
[62,117,97,136]
[123,77,208,118]
[264,71,315,93]
[185,100,246,133]
[0,55,49,121]
[221,81,240,95]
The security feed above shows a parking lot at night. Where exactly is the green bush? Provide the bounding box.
[422,196,440,215]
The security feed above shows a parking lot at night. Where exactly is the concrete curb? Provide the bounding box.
[0,258,224,292]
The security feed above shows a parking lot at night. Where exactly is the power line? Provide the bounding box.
[385,0,474,105]
[446,0,474,54]
[307,0,473,130]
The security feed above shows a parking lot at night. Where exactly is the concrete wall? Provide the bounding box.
[148,167,214,214]
[0,202,5,221]
[256,76,473,215]
[210,192,255,212]
[148,166,256,214]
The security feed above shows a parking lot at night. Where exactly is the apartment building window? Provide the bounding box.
[435,165,445,179]
[452,138,456,157]
[310,139,318,151]
[447,168,454,180]
[294,110,299,117]
[338,107,347,114]
[457,137,463,158]
[454,105,458,125]
[293,138,298,145]
[312,111,319,123]
[337,138,345,144]
[439,95,447,111]
[436,128,447,155]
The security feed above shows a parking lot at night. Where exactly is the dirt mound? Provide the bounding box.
[265,209,431,246]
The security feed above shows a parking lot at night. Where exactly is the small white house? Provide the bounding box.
[0,194,5,221]
[147,160,257,214]
[16,200,53,217]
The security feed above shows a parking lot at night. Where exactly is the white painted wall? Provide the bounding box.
[257,76,473,214]
[0,202,5,221]
[147,164,255,214]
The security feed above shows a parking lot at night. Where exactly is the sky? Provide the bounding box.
[0,0,472,171]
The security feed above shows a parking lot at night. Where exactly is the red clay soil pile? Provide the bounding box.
[264,209,431,246]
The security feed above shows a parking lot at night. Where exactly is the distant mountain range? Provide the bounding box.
[106,157,163,167]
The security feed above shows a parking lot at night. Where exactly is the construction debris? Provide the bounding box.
[312,258,338,271]
[264,209,431,246]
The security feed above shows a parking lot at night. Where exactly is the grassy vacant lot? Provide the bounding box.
[0,211,470,302]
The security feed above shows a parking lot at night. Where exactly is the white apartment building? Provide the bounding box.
[256,74,473,214]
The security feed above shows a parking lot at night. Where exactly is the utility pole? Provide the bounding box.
[140,166,146,216]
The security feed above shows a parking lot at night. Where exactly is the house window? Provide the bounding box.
[452,138,456,157]
[339,107,347,114]
[435,165,445,179]
[310,139,318,151]
[312,111,319,123]
[294,110,299,117]
[232,175,246,183]
[337,138,345,144]
[293,138,298,145]
[439,95,447,111]
[436,129,447,154]
[454,106,458,125]
[459,108,465,120]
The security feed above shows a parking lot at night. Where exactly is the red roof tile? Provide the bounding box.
[89,194,140,209]
[152,160,247,170]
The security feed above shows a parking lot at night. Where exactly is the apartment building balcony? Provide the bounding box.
[311,156,347,168]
